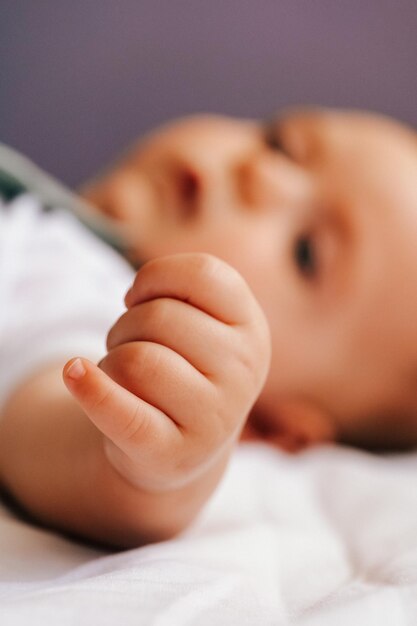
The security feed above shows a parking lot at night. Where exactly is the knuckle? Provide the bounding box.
[134,343,164,384]
[128,258,160,295]
[220,320,271,394]
[140,254,177,278]
[106,311,126,350]
[130,342,161,379]
[102,342,164,390]
[89,385,116,414]
[117,403,151,444]
[187,388,230,449]
[189,252,227,280]
[190,254,249,298]
[146,297,171,330]
[229,340,261,393]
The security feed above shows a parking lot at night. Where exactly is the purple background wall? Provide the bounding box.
[1,1,416,186]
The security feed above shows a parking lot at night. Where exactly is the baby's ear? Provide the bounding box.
[244,399,336,453]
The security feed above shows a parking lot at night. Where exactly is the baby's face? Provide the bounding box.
[82,108,417,449]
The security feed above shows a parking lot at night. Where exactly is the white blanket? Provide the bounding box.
[0,442,416,625]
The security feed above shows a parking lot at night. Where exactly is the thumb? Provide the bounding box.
[62,357,174,454]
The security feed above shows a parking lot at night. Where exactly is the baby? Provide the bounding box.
[81,107,417,452]
[0,106,417,549]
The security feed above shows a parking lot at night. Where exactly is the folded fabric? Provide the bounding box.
[0,442,416,625]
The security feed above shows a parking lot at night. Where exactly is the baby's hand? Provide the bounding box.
[64,254,270,493]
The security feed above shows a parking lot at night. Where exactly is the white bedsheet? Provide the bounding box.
[0,442,416,625]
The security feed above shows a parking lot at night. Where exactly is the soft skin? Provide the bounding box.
[1,106,417,550]
[0,253,270,547]
[82,108,417,451]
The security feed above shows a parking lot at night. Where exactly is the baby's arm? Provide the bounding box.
[0,254,270,548]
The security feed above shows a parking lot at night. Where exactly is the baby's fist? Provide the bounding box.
[65,254,271,493]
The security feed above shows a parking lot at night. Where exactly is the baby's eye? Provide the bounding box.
[293,234,317,278]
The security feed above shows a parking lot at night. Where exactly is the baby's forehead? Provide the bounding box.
[328,115,417,216]
[305,108,415,146]
[303,110,417,178]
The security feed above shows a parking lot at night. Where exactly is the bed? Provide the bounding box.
[1,144,416,624]
[1,442,416,624]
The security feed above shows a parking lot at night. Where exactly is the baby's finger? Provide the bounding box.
[62,357,181,475]
[124,253,261,326]
[99,342,221,438]
[107,298,238,379]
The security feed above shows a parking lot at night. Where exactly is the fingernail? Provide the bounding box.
[66,358,86,380]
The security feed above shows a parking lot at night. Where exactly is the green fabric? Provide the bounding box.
[0,142,128,256]
[0,168,28,201]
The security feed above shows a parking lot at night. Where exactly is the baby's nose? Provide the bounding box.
[146,115,263,220]
[159,145,242,222]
